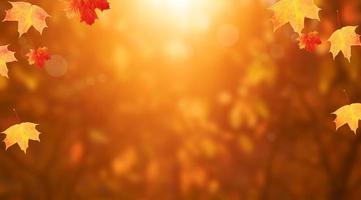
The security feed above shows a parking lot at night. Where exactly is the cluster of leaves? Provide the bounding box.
[269,0,361,133]
[2,0,361,199]
[0,0,110,153]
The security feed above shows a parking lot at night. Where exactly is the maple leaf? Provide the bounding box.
[332,103,361,134]
[67,0,110,25]
[269,0,321,34]
[2,122,41,153]
[0,45,17,78]
[26,47,51,68]
[298,31,322,52]
[328,26,361,62]
[3,1,50,37]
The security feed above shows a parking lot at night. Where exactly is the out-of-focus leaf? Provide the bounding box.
[26,47,51,68]
[112,148,138,176]
[66,0,110,25]
[298,31,322,52]
[239,134,254,154]
[269,0,320,34]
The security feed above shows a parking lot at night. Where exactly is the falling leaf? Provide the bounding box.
[66,0,110,25]
[269,0,320,34]
[2,122,41,153]
[332,103,361,134]
[0,45,17,78]
[298,31,322,52]
[26,47,51,68]
[328,26,361,62]
[3,1,50,37]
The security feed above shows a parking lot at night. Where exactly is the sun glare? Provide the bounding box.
[148,0,205,20]
[166,0,191,14]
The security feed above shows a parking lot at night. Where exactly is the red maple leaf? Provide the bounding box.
[67,0,110,25]
[298,31,322,52]
[26,47,51,68]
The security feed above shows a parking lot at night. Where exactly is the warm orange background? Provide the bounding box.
[1,0,361,199]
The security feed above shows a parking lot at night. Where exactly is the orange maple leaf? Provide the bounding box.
[3,1,50,37]
[269,0,320,34]
[298,31,322,52]
[0,45,17,78]
[2,122,41,153]
[66,0,110,25]
[333,103,361,134]
[328,26,361,62]
[26,47,51,68]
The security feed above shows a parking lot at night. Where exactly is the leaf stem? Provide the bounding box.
[336,10,342,29]
[12,108,21,123]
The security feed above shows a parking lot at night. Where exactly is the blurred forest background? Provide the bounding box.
[1,0,361,199]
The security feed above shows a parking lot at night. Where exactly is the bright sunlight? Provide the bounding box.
[4,0,361,199]
[145,0,212,24]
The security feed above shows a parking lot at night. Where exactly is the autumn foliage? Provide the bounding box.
[298,31,322,52]
[0,45,16,78]
[26,47,51,68]
[3,1,49,36]
[67,0,110,25]
[1,0,361,199]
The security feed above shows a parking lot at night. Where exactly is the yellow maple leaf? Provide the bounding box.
[2,122,41,153]
[3,1,50,37]
[332,103,361,134]
[269,0,320,34]
[328,26,361,62]
[0,45,17,78]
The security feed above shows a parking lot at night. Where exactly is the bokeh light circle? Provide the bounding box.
[45,55,68,77]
